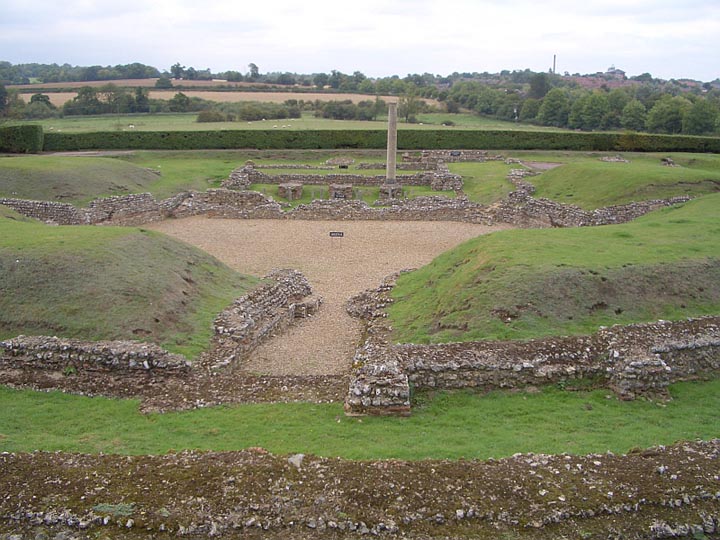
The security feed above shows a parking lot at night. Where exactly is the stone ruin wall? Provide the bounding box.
[207,269,321,371]
[0,198,85,225]
[0,269,319,379]
[0,152,692,229]
[402,150,507,163]
[0,336,191,374]
[491,168,692,228]
[222,165,463,191]
[344,275,720,416]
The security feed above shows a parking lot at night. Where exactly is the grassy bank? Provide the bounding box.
[0,218,257,357]
[388,194,720,344]
[526,152,720,210]
[0,380,717,458]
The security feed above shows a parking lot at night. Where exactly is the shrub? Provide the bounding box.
[196,110,227,123]
[0,125,44,153]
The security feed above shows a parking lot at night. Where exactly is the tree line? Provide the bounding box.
[446,73,720,135]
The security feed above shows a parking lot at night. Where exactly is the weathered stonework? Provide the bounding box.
[402,149,506,164]
[0,270,321,386]
[278,183,303,200]
[344,275,720,415]
[0,336,191,373]
[207,269,322,371]
[328,183,353,200]
[0,198,85,225]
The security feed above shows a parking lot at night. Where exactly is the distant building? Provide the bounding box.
[605,65,626,80]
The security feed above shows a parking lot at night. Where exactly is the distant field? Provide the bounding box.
[34,91,405,108]
[10,78,270,90]
[15,111,561,133]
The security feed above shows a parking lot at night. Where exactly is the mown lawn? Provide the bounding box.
[0,380,717,459]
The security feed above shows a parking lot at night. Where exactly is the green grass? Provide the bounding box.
[0,380,717,458]
[0,155,165,205]
[252,182,455,208]
[388,193,720,344]
[0,218,258,357]
[11,112,567,134]
[522,152,720,210]
[448,161,518,204]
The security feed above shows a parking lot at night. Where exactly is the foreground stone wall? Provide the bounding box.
[0,336,191,373]
[344,275,720,415]
[3,441,719,538]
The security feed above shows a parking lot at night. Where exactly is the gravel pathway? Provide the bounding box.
[148,218,506,376]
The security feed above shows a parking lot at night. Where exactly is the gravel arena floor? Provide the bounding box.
[148,218,506,376]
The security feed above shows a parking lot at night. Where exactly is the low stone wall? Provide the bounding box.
[221,162,463,192]
[84,193,164,226]
[0,336,191,373]
[344,275,720,415]
[1,157,691,229]
[1,269,321,379]
[0,198,85,225]
[208,269,322,371]
[402,150,506,163]
[490,169,692,228]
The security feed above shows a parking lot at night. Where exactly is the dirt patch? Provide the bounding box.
[148,218,504,377]
[521,161,564,170]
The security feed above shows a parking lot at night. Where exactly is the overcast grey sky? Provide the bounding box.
[2,0,718,81]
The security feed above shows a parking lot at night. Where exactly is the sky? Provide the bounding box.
[2,0,719,81]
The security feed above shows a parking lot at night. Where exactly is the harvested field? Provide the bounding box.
[149,90,402,104]
[30,90,409,108]
[148,218,504,376]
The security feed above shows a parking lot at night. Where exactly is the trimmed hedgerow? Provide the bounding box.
[41,129,720,153]
[0,125,44,153]
[42,130,388,151]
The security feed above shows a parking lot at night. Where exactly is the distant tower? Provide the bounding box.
[553,55,557,74]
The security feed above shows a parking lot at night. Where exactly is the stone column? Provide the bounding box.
[386,102,398,183]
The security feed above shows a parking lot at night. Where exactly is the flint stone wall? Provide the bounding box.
[402,150,505,163]
[0,336,191,373]
[221,165,462,191]
[0,198,85,225]
[209,269,321,370]
[0,158,691,229]
[344,276,720,416]
[0,269,320,377]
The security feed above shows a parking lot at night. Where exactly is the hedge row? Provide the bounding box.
[0,125,44,153]
[33,128,720,153]
[42,130,388,151]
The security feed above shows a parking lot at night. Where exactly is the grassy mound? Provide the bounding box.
[528,153,720,210]
[0,155,163,205]
[388,194,720,343]
[0,218,258,357]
